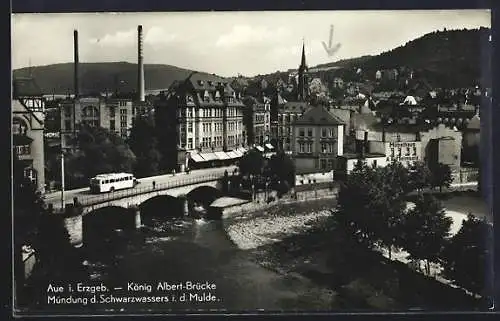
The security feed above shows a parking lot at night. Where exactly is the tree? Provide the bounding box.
[442,214,493,296]
[238,149,265,177]
[267,150,296,187]
[430,163,453,192]
[13,155,74,306]
[408,161,432,193]
[65,125,137,188]
[336,160,380,248]
[401,194,452,275]
[128,115,163,178]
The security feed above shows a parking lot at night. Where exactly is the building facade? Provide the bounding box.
[12,77,46,192]
[292,105,345,172]
[242,96,271,147]
[60,96,143,149]
[157,72,246,170]
[278,102,310,152]
[356,123,462,171]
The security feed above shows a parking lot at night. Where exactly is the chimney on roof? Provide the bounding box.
[73,30,79,98]
[137,25,145,102]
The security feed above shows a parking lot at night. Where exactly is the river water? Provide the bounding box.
[53,204,337,314]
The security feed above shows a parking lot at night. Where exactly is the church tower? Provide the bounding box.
[297,41,309,101]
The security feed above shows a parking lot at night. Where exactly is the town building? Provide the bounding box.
[12,77,46,192]
[278,101,310,152]
[355,123,462,171]
[292,105,345,172]
[156,72,247,171]
[59,96,140,150]
[335,152,387,179]
[242,96,271,147]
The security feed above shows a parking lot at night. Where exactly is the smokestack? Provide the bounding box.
[137,25,145,102]
[73,30,79,99]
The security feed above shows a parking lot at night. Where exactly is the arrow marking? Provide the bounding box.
[322,24,341,57]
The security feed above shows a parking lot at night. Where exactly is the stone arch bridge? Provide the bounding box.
[59,175,231,248]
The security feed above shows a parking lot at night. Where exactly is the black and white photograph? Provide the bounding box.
[11,10,493,315]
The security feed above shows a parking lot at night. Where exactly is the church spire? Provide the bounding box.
[297,39,309,101]
[300,40,307,71]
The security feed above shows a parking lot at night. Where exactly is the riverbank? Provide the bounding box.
[223,197,487,310]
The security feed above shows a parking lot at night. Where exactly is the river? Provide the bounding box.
[40,201,337,314]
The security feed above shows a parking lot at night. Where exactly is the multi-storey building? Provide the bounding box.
[277,102,310,152]
[59,96,148,150]
[292,105,345,172]
[12,77,46,192]
[242,96,271,147]
[156,72,247,170]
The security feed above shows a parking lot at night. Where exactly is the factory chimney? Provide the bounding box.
[73,30,79,98]
[137,25,145,102]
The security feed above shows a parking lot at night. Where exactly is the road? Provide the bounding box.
[44,166,238,208]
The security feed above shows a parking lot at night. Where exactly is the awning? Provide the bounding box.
[232,150,243,157]
[226,151,239,158]
[255,146,265,152]
[13,135,33,146]
[214,151,230,160]
[237,147,248,154]
[200,152,218,161]
[190,153,205,162]
[265,143,274,149]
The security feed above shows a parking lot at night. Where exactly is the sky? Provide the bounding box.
[12,10,491,78]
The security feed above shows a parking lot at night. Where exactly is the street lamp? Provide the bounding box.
[60,145,66,211]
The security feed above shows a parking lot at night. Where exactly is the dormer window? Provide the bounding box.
[187,95,194,102]
[203,90,210,102]
[208,81,213,86]
[215,91,221,100]
[198,80,204,85]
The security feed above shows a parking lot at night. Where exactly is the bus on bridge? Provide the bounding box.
[90,173,139,193]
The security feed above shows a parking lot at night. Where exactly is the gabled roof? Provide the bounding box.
[186,71,234,95]
[13,77,43,97]
[294,105,345,126]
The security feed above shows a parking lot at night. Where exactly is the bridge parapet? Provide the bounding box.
[52,172,229,212]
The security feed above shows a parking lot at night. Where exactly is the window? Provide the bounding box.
[188,122,193,133]
[15,145,31,155]
[307,128,313,137]
[65,120,72,130]
[119,101,127,107]
[13,119,28,135]
[320,159,327,169]
[306,142,312,153]
[120,121,127,128]
[373,160,378,167]
[120,115,127,122]
[390,147,395,158]
[321,128,327,137]
[329,128,334,137]
[64,106,72,118]
[321,143,327,153]
[110,120,115,131]
[406,147,411,156]
[110,107,116,117]
[188,138,193,149]
[299,129,305,137]
[120,109,127,115]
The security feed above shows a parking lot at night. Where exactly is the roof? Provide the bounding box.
[281,101,310,114]
[13,77,43,97]
[186,72,234,95]
[294,105,345,126]
[328,109,351,125]
[467,114,480,130]
[370,122,438,134]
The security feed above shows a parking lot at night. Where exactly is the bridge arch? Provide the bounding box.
[186,185,223,208]
[139,194,184,220]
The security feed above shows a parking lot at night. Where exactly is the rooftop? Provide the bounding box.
[295,105,345,126]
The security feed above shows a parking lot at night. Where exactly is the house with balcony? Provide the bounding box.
[292,105,345,172]
[12,77,46,192]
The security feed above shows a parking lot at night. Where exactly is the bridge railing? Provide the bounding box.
[70,172,227,208]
